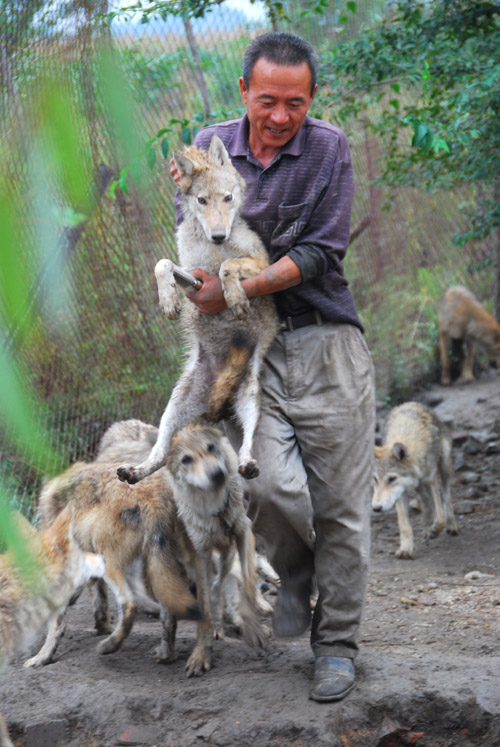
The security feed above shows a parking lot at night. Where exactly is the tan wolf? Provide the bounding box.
[372,401,459,559]
[28,460,201,670]
[0,512,105,747]
[99,418,275,625]
[33,421,266,677]
[117,134,279,486]
[438,285,500,385]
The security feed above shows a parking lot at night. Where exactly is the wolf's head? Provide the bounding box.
[173,135,246,244]
[167,424,236,492]
[372,442,420,513]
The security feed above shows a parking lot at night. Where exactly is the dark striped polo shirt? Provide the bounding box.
[185,114,362,331]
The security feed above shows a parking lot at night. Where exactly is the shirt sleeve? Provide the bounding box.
[287,131,354,281]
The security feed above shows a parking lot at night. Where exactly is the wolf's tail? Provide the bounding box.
[145,524,201,621]
[205,331,255,422]
[36,463,87,528]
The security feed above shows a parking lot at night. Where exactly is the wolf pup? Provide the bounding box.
[0,512,105,747]
[372,401,459,559]
[117,134,279,486]
[27,461,201,669]
[438,285,500,385]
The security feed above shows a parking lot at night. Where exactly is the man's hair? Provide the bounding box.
[242,32,318,95]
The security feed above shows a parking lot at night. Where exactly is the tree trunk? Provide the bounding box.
[183,16,211,120]
[265,1,281,31]
[494,183,500,320]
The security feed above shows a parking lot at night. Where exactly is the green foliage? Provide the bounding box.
[319,0,500,243]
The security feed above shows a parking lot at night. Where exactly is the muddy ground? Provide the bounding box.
[2,372,500,747]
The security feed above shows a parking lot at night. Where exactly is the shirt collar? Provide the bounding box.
[228,114,308,161]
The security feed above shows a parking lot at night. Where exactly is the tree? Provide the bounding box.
[319,0,500,248]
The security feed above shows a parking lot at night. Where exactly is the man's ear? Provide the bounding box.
[239,76,248,105]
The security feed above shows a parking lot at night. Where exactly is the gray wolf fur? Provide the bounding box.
[117,134,279,486]
[372,401,459,559]
[0,512,105,747]
[438,285,500,385]
[34,420,266,677]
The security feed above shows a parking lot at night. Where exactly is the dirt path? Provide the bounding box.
[2,373,500,746]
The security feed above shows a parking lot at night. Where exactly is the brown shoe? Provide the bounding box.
[309,656,355,702]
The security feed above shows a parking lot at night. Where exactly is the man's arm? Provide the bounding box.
[187,256,302,315]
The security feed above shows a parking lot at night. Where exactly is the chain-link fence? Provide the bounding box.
[1,0,495,516]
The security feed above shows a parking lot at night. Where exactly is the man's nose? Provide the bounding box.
[269,105,289,124]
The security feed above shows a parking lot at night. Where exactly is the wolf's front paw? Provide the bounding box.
[159,293,182,320]
[238,459,260,480]
[186,647,211,677]
[153,644,177,664]
[117,465,140,484]
[226,295,251,319]
[24,653,50,668]
[97,635,121,655]
[223,285,251,319]
[395,547,413,559]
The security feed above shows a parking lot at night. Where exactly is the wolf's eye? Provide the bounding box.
[181,455,194,465]
[387,475,397,484]
[223,194,233,203]
[197,197,207,205]
[207,443,216,453]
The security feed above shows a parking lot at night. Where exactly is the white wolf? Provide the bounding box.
[372,401,459,559]
[117,134,278,485]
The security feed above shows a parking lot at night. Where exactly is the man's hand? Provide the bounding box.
[186,269,227,315]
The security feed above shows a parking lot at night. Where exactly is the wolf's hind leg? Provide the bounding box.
[233,355,262,479]
[439,329,452,385]
[153,607,178,663]
[97,566,137,654]
[90,578,113,634]
[23,610,67,668]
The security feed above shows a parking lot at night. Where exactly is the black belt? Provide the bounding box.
[279,310,324,332]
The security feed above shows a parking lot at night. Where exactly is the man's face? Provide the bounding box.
[240,57,317,154]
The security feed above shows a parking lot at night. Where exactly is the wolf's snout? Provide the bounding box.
[210,467,226,487]
[211,232,226,244]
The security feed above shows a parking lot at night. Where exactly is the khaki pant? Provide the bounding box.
[227,322,375,659]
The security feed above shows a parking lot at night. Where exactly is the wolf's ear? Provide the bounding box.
[173,150,196,191]
[173,150,195,177]
[391,442,408,461]
[208,134,229,166]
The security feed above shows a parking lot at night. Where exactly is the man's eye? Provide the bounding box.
[197,197,207,205]
[223,194,233,203]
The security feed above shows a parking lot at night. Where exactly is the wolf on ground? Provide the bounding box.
[372,401,459,559]
[116,134,279,487]
[438,285,500,385]
[0,511,105,747]
[32,419,266,677]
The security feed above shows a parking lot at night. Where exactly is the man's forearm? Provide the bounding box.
[242,255,302,299]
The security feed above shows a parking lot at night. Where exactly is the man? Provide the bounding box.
[171,32,375,702]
